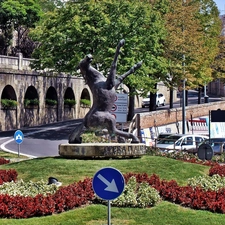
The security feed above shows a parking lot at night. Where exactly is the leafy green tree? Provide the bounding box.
[0,0,41,55]
[30,0,168,119]
[212,35,225,80]
[193,0,221,101]
[163,0,221,108]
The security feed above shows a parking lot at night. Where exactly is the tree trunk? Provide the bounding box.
[127,93,135,121]
[185,90,188,106]
[169,88,174,109]
[198,87,201,104]
[149,83,158,111]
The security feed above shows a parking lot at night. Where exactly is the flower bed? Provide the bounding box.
[0,177,94,218]
[1,160,225,218]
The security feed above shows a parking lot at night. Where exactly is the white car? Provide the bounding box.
[156,134,208,152]
[142,93,165,108]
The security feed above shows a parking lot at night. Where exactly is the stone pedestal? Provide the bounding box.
[58,143,146,159]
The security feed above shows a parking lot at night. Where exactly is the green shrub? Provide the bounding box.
[111,176,161,208]
[80,99,91,107]
[46,99,57,106]
[24,98,39,106]
[1,99,17,108]
[187,174,225,191]
[0,179,59,197]
[64,99,76,106]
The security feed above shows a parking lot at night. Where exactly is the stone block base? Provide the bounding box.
[58,143,146,159]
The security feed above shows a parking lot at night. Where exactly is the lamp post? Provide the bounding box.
[182,0,186,134]
[182,79,186,134]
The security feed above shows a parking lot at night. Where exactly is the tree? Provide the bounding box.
[212,35,225,79]
[194,0,221,102]
[30,0,168,119]
[163,0,221,108]
[0,0,42,55]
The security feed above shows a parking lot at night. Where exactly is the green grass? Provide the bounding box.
[0,152,224,224]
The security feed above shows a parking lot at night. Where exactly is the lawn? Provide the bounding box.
[0,152,225,225]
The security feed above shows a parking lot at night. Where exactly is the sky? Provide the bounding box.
[214,0,225,14]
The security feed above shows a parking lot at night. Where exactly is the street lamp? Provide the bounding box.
[182,79,187,134]
[182,0,186,134]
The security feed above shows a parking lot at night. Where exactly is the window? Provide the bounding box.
[182,137,193,145]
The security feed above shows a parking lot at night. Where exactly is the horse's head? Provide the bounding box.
[76,54,93,83]
[76,54,93,71]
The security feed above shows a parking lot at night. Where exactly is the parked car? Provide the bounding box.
[197,138,225,154]
[156,133,176,143]
[142,93,165,108]
[156,134,208,152]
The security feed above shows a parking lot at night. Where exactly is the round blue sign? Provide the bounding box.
[92,167,125,201]
[14,130,24,144]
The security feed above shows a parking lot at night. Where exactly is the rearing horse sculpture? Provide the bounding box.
[69,39,142,144]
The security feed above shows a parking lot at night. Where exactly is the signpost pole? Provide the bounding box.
[14,130,24,158]
[108,200,111,225]
[92,167,125,225]
[18,144,20,158]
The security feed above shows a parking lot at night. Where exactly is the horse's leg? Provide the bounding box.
[68,122,86,144]
[106,39,125,89]
[114,61,142,89]
[105,114,140,143]
[114,128,140,143]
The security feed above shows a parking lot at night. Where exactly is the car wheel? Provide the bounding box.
[162,100,165,106]
[156,101,160,107]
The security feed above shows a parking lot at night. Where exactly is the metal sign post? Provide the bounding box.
[92,167,125,225]
[14,130,24,157]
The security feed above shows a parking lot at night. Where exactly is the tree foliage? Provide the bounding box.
[163,0,221,91]
[30,0,168,95]
[0,0,42,55]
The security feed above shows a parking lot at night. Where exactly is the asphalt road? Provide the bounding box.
[0,120,83,158]
[0,91,222,158]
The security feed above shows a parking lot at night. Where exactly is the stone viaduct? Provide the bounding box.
[0,54,92,131]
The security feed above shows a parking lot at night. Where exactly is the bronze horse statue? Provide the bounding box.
[69,39,142,144]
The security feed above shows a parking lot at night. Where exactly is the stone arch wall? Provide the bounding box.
[0,70,91,131]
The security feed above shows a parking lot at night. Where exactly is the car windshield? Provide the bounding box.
[157,135,182,144]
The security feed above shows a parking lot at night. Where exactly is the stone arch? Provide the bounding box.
[0,85,17,130]
[24,86,39,107]
[45,86,58,106]
[64,87,75,105]
[23,86,39,127]
[63,87,76,120]
[1,85,17,101]
[80,88,91,102]
[45,86,58,123]
[79,88,91,117]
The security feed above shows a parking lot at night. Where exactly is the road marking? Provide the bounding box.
[0,122,81,158]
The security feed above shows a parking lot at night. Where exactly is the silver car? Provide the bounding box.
[198,138,225,154]
[156,134,208,152]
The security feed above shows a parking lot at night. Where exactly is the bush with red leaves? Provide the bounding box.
[0,158,10,165]
[0,169,18,185]
[209,164,225,177]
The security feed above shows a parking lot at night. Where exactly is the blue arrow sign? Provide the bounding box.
[14,130,24,144]
[92,167,125,201]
